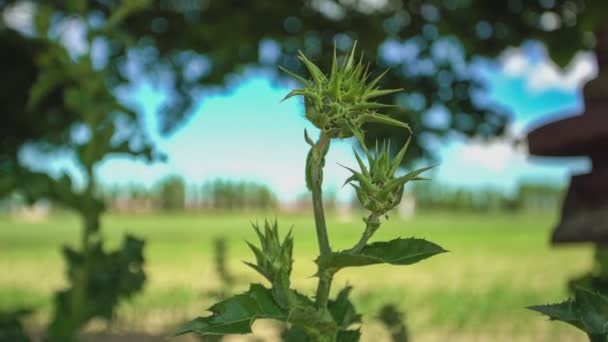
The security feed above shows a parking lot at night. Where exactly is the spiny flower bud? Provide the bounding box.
[281,43,408,139]
[342,138,432,216]
[244,220,294,307]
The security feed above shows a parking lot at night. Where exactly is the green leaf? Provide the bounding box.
[178,284,287,336]
[364,88,403,99]
[575,288,608,334]
[323,238,447,271]
[328,287,361,329]
[528,300,582,331]
[279,66,310,85]
[297,51,326,86]
[337,329,361,342]
[362,113,410,131]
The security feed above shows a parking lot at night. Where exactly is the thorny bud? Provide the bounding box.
[244,220,294,308]
[342,138,432,216]
[281,42,408,139]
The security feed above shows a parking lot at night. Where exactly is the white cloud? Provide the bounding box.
[502,50,529,76]
[457,139,525,173]
[500,48,597,93]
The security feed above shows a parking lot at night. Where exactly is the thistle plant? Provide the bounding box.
[180,44,446,341]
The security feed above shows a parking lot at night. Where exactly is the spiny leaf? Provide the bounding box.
[352,148,369,178]
[528,288,608,335]
[177,284,287,336]
[528,301,582,331]
[364,88,403,99]
[279,66,309,85]
[389,136,412,176]
[343,41,358,71]
[365,69,390,92]
[323,238,447,271]
[384,166,434,190]
[304,129,315,147]
[298,51,326,85]
[362,113,410,131]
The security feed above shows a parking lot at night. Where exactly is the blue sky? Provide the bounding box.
[93,44,595,202]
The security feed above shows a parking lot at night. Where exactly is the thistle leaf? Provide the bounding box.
[322,238,447,272]
[364,88,403,99]
[528,301,582,331]
[279,66,310,86]
[528,288,608,335]
[365,69,390,92]
[177,284,287,336]
[352,148,370,178]
[362,113,410,131]
[384,166,433,189]
[281,89,306,102]
[298,51,326,85]
[574,287,608,334]
[389,136,412,176]
[304,129,315,147]
[343,41,358,71]
[328,287,361,329]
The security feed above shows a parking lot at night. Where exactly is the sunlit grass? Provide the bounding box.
[0,211,592,341]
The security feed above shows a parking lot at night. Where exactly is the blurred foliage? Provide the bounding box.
[570,247,608,296]
[377,304,409,342]
[0,310,31,342]
[48,236,145,341]
[0,2,156,340]
[4,1,607,166]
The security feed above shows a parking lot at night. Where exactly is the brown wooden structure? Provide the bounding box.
[527,31,608,244]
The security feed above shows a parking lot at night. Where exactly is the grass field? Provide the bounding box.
[0,211,595,341]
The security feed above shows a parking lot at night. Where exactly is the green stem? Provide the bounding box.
[67,166,100,340]
[309,133,332,308]
[588,334,608,342]
[348,213,381,254]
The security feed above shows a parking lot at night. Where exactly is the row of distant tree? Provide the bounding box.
[409,181,565,213]
[0,176,565,215]
[103,177,278,213]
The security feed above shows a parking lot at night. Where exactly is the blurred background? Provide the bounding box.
[1,1,607,341]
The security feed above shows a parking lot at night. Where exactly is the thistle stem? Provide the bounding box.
[348,213,381,254]
[309,133,333,308]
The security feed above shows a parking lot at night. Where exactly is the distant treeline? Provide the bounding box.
[1,176,565,215]
[410,181,565,213]
[103,176,277,213]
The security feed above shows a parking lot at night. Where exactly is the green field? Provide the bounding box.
[0,211,594,341]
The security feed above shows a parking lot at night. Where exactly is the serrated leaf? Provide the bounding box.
[574,288,608,334]
[178,284,287,336]
[328,287,361,329]
[528,300,583,331]
[323,238,447,271]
